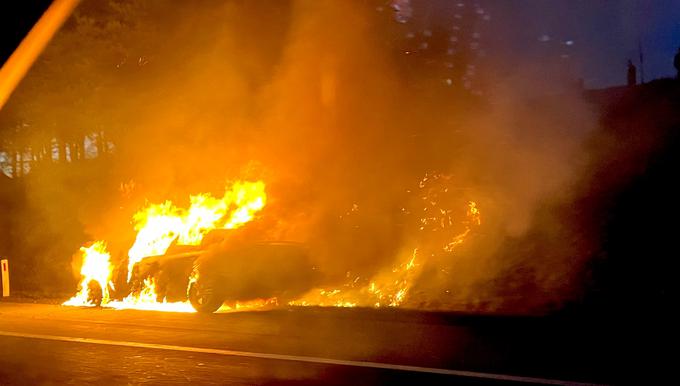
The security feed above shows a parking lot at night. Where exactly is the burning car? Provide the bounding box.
[118,229,318,313]
[64,178,480,313]
[63,180,284,312]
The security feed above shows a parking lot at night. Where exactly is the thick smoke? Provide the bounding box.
[3,0,604,312]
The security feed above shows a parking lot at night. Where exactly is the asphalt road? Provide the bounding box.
[0,302,615,385]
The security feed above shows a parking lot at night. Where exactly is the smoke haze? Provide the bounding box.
[2,0,627,313]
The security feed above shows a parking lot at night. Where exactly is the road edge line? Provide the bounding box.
[0,330,604,386]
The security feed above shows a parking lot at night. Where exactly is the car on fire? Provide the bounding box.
[117,229,319,313]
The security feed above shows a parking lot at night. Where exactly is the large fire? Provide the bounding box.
[64,180,267,312]
[126,180,266,280]
[64,175,480,313]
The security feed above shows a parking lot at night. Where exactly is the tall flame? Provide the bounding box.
[63,241,112,306]
[64,180,266,312]
[126,180,266,280]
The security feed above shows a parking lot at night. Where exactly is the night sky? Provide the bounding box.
[479,0,680,87]
[1,0,679,89]
[0,0,53,63]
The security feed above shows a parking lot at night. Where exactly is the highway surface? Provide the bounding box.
[0,302,615,385]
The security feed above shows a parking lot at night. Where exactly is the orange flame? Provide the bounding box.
[105,278,195,313]
[292,200,480,308]
[64,180,266,312]
[127,181,266,280]
[63,241,112,306]
[65,176,479,313]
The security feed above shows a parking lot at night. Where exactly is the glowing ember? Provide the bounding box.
[63,241,113,306]
[290,247,422,308]
[292,198,481,308]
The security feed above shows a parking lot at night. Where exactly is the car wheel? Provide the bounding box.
[87,280,103,306]
[188,279,223,313]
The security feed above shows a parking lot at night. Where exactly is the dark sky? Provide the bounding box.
[0,0,53,63]
[1,0,679,90]
[478,0,680,88]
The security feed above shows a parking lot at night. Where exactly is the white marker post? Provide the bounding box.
[1,259,9,297]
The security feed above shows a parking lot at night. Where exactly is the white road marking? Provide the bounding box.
[0,330,604,386]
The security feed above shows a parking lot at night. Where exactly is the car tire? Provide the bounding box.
[87,280,103,306]
[188,279,223,313]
